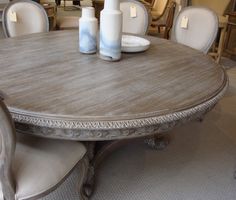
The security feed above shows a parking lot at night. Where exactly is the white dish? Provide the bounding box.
[121,35,150,53]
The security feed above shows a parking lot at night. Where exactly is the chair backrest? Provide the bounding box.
[120,0,150,35]
[163,1,176,39]
[152,0,169,17]
[0,98,16,200]
[2,0,49,38]
[171,6,218,54]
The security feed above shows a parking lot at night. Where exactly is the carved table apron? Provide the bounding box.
[0,30,228,197]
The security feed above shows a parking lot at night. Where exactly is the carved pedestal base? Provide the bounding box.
[79,142,95,200]
[81,139,139,197]
[144,134,170,150]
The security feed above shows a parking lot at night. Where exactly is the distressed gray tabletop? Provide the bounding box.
[0,30,228,141]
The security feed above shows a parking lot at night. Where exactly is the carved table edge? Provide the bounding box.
[13,77,228,141]
[12,78,228,131]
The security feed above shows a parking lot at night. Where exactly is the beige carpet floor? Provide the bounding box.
[39,63,236,200]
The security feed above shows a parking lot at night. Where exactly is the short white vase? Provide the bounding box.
[99,0,122,61]
[79,7,98,54]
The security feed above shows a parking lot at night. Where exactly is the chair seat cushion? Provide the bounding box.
[57,16,79,30]
[13,132,86,200]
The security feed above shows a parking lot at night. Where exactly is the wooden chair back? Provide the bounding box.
[152,0,169,19]
[163,1,176,39]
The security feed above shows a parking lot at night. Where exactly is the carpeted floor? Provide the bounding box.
[38,61,236,200]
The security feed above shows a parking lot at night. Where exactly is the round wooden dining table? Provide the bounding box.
[0,30,229,197]
[0,30,228,141]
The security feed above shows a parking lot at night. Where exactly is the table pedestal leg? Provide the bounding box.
[82,135,169,197]
[78,155,90,200]
[79,142,95,199]
[144,134,170,150]
[93,139,138,168]
[82,139,139,195]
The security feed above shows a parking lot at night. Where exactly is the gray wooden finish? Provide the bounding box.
[0,30,228,141]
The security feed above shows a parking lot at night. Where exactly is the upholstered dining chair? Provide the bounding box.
[0,96,89,200]
[189,0,231,63]
[120,0,150,35]
[171,6,218,54]
[2,0,49,38]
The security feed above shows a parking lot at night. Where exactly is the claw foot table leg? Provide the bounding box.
[144,134,170,150]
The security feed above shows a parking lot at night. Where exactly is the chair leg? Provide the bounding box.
[216,25,227,64]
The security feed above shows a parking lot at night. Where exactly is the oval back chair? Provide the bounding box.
[2,0,49,37]
[0,96,88,200]
[120,0,150,35]
[171,6,218,54]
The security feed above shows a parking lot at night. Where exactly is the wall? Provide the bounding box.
[190,0,231,15]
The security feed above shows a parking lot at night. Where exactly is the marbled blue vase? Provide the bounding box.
[99,0,122,61]
[79,7,98,54]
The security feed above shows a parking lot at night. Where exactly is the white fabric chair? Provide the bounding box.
[189,0,231,62]
[0,97,88,200]
[120,0,150,35]
[2,0,49,37]
[171,6,218,54]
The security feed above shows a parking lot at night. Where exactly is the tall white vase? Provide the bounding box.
[99,0,122,61]
[79,7,98,54]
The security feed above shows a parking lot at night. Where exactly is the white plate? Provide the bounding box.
[121,35,150,53]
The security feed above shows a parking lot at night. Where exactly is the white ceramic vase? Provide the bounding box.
[99,0,122,61]
[79,7,98,54]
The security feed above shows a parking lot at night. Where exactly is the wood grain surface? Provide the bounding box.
[0,30,227,126]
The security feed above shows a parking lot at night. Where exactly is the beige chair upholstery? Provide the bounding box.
[171,6,218,54]
[151,0,169,20]
[120,0,150,35]
[149,0,176,39]
[2,0,49,38]
[0,98,88,200]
